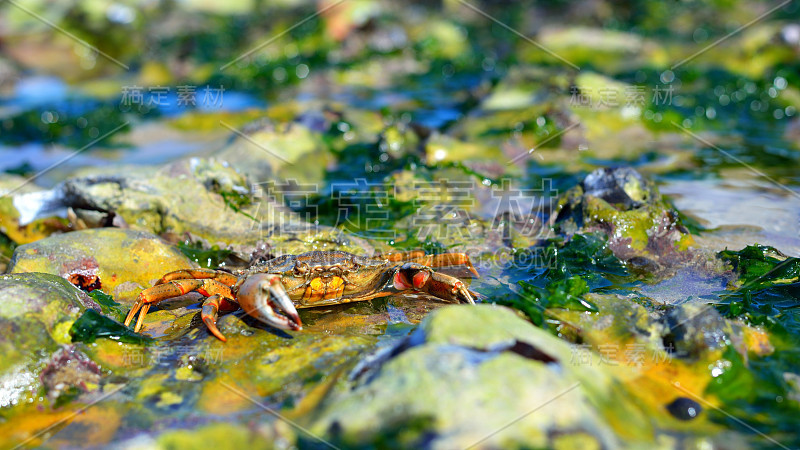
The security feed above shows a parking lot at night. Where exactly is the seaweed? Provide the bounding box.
[714,245,800,332]
[497,232,631,326]
[701,245,800,448]
[87,289,123,321]
[219,190,258,222]
[177,240,233,269]
[70,309,153,345]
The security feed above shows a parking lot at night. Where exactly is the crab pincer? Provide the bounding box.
[236,273,303,331]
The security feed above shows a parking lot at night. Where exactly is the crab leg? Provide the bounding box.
[124,279,235,332]
[407,253,479,278]
[377,251,479,277]
[154,268,238,286]
[201,294,238,342]
[376,250,426,262]
[393,262,475,304]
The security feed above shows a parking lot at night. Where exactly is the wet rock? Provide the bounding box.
[556,290,772,374]
[11,158,371,258]
[0,175,72,245]
[0,272,99,344]
[381,123,421,158]
[784,373,800,404]
[555,292,658,346]
[661,303,745,360]
[54,158,277,247]
[424,134,506,177]
[724,23,800,78]
[554,167,695,271]
[118,422,278,450]
[447,66,581,171]
[308,305,661,448]
[8,228,195,304]
[532,27,652,71]
[582,167,654,209]
[0,272,99,407]
[40,345,102,404]
[212,119,330,184]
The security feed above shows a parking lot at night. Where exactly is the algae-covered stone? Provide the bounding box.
[33,158,315,253]
[662,303,746,360]
[307,305,661,448]
[8,228,195,304]
[40,345,102,404]
[424,133,508,177]
[554,167,694,270]
[25,158,364,258]
[0,175,71,245]
[154,422,275,450]
[57,158,269,245]
[0,272,99,407]
[525,26,666,72]
[212,119,330,184]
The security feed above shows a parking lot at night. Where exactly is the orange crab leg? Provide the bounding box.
[376,251,479,277]
[201,294,238,342]
[376,250,426,262]
[407,253,480,278]
[154,268,238,287]
[124,279,235,332]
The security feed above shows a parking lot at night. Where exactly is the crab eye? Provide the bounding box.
[292,263,309,276]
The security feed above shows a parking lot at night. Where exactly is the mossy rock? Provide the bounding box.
[8,228,195,304]
[212,119,331,184]
[0,272,99,406]
[554,167,695,268]
[0,175,71,245]
[307,305,665,448]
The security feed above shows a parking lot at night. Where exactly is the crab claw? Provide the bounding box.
[237,273,302,331]
[394,263,475,305]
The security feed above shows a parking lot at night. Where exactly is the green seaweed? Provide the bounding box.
[713,245,800,332]
[177,241,233,269]
[511,276,598,326]
[88,289,120,309]
[70,309,153,345]
[699,245,800,448]
[219,191,258,222]
[87,289,124,321]
[0,104,134,148]
[719,245,800,288]
[497,233,630,326]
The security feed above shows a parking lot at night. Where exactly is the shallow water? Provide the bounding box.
[1,1,800,448]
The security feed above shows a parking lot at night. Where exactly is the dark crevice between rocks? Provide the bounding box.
[348,330,424,384]
[322,414,438,450]
[350,328,558,385]
[502,340,558,364]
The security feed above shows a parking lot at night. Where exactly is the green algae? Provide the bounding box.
[70,309,153,345]
[0,0,798,448]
